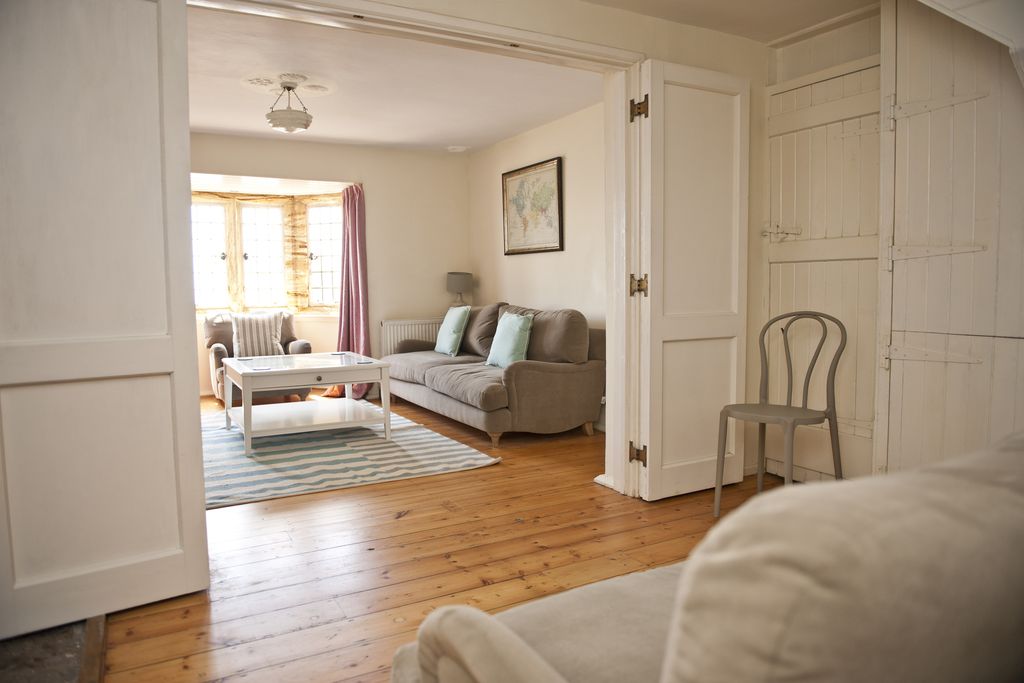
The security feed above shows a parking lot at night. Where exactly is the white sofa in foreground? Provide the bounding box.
[392,433,1024,683]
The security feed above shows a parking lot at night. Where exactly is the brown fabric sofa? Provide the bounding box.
[203,312,313,404]
[383,303,605,446]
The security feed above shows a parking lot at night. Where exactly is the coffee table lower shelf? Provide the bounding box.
[227,398,389,440]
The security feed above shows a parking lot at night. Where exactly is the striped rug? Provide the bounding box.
[201,403,500,509]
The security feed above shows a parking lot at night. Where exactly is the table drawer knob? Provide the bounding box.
[316,375,323,382]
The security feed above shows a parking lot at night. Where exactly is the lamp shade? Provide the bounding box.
[446,272,473,294]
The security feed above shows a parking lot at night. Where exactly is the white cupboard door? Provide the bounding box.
[764,62,883,481]
[880,0,1024,473]
[0,0,209,637]
[637,60,749,501]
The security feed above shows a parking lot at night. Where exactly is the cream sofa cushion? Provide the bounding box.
[660,434,1024,683]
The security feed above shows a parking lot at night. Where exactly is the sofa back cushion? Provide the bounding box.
[205,311,297,356]
[500,305,589,364]
[231,311,285,357]
[461,302,507,357]
[660,434,1024,683]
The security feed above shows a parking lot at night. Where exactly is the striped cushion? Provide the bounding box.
[231,312,285,357]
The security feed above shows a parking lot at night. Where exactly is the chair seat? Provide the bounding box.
[723,402,827,425]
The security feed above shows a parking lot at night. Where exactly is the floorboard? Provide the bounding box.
[104,395,779,682]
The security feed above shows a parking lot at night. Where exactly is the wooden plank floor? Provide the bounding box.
[104,396,778,682]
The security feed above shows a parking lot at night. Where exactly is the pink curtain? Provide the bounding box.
[327,184,371,399]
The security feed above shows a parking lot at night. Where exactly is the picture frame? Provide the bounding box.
[502,156,563,255]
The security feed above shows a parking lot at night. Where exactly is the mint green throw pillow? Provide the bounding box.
[435,305,471,356]
[486,312,534,368]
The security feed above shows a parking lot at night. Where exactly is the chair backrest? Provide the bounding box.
[757,311,846,411]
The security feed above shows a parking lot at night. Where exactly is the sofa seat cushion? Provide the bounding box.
[424,363,508,411]
[497,563,683,682]
[384,351,484,385]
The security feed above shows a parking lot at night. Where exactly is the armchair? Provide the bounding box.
[203,312,313,405]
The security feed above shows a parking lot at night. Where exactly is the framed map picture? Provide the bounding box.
[502,157,563,255]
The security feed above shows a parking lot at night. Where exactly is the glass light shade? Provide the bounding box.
[266,107,312,133]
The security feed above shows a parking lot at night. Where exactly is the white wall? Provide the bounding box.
[466,104,605,322]
[190,132,471,393]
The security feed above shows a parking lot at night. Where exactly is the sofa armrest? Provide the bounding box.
[287,339,312,355]
[397,339,436,354]
[415,606,568,683]
[210,342,229,370]
[503,360,605,433]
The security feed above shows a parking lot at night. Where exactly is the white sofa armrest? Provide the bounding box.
[415,606,568,683]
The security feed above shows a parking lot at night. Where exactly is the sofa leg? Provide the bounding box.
[488,432,502,448]
[582,422,595,437]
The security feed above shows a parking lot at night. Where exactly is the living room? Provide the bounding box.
[1,0,1022,681]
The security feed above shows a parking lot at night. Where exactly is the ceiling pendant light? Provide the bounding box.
[266,81,312,133]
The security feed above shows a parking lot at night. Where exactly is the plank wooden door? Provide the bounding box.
[763,59,883,480]
[0,0,209,637]
[634,60,749,501]
[878,0,1024,471]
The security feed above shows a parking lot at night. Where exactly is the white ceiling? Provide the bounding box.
[581,0,879,44]
[187,8,603,150]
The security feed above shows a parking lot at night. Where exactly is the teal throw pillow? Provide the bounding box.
[435,305,472,356]
[486,312,534,368]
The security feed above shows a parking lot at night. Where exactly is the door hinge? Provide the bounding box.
[629,441,648,466]
[882,344,983,365]
[894,91,988,120]
[885,243,986,272]
[885,93,896,131]
[629,273,649,297]
[629,94,649,122]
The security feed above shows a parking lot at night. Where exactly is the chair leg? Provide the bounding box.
[757,421,765,491]
[827,412,843,480]
[713,412,729,518]
[783,422,796,485]
[582,421,595,436]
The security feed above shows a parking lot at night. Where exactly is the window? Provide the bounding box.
[189,192,343,311]
[240,205,287,308]
[190,203,230,309]
[307,204,344,307]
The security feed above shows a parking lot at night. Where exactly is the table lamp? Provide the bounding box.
[446,272,473,304]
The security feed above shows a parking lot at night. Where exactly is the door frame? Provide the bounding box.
[191,0,647,495]
[873,0,897,476]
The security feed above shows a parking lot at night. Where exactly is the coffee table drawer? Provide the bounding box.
[247,367,384,391]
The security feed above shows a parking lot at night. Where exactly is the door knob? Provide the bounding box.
[316,375,322,381]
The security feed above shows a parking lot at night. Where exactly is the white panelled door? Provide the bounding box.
[635,60,749,501]
[878,0,1024,471]
[0,0,208,637]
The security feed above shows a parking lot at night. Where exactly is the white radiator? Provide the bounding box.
[380,317,444,357]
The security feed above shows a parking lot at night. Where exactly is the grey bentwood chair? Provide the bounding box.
[714,311,847,517]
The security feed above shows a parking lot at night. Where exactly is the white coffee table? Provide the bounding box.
[221,352,391,455]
